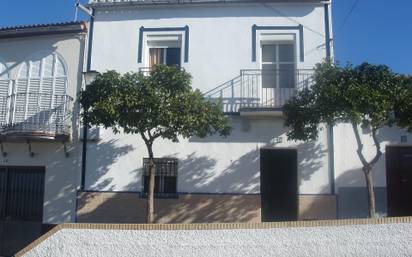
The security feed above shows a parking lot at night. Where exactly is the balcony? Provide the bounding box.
[204,69,314,116]
[0,93,73,142]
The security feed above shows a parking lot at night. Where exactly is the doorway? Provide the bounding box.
[386,146,412,217]
[0,166,45,256]
[260,148,298,222]
[260,43,296,107]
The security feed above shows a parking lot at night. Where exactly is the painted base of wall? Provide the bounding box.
[76,192,337,223]
[337,187,387,218]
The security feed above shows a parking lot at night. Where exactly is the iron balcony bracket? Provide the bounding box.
[0,141,7,157]
[63,141,70,157]
[27,140,35,157]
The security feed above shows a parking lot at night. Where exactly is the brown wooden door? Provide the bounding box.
[386,147,412,217]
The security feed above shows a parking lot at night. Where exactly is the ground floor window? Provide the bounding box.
[142,158,178,198]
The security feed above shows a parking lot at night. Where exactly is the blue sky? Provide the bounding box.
[0,0,411,74]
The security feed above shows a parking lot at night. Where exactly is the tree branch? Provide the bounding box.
[369,128,382,167]
[351,122,369,168]
[152,128,163,140]
[147,129,154,140]
[140,131,149,144]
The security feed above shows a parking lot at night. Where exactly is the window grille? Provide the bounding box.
[142,158,178,198]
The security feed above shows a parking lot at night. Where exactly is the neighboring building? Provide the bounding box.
[77,0,337,223]
[0,22,87,255]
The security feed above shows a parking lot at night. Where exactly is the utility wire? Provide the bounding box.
[261,3,325,38]
[337,0,360,33]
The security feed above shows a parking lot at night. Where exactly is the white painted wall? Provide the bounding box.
[333,123,412,217]
[87,118,330,194]
[87,2,332,195]
[0,142,81,223]
[91,3,328,92]
[0,34,86,223]
[334,124,412,189]
[22,223,412,257]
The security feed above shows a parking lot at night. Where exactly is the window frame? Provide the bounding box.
[141,158,179,199]
[138,26,189,64]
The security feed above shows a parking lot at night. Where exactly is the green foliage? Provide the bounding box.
[79,65,231,143]
[284,62,412,141]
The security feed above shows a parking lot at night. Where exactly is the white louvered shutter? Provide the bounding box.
[14,52,68,131]
[13,62,29,124]
[0,61,11,124]
[52,55,68,128]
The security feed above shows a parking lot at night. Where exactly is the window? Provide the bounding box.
[149,48,181,67]
[138,26,189,64]
[0,60,10,124]
[142,158,178,198]
[13,52,68,126]
[146,34,182,68]
[261,43,296,89]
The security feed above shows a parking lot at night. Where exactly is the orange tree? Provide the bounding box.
[80,65,231,223]
[283,62,412,217]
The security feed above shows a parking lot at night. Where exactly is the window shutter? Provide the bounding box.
[0,62,10,124]
[12,52,68,127]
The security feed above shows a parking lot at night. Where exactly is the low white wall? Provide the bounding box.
[21,221,412,257]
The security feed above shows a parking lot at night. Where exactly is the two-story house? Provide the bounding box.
[0,22,86,255]
[2,1,412,255]
[76,0,337,224]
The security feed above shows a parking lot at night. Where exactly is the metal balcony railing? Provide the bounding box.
[0,93,73,140]
[204,69,314,114]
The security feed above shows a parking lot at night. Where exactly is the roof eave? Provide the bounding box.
[0,22,87,40]
[88,0,326,9]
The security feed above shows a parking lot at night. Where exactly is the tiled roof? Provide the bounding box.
[0,21,87,39]
[89,0,324,6]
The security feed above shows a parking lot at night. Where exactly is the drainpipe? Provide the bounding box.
[81,8,96,191]
[324,2,335,195]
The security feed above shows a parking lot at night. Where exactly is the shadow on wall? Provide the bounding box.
[303,129,396,219]
[334,166,388,219]
[85,139,137,191]
[328,125,404,219]
[76,192,261,224]
[299,168,388,220]
[41,142,81,224]
[300,157,388,220]
[177,149,260,193]
[77,142,329,223]
[298,141,327,190]
[190,116,286,143]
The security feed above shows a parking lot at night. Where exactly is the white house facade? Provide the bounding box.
[1,1,412,255]
[0,22,87,256]
[77,0,337,224]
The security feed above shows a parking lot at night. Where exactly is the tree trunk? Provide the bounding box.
[351,123,381,218]
[141,132,157,223]
[147,157,156,223]
[363,168,377,218]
